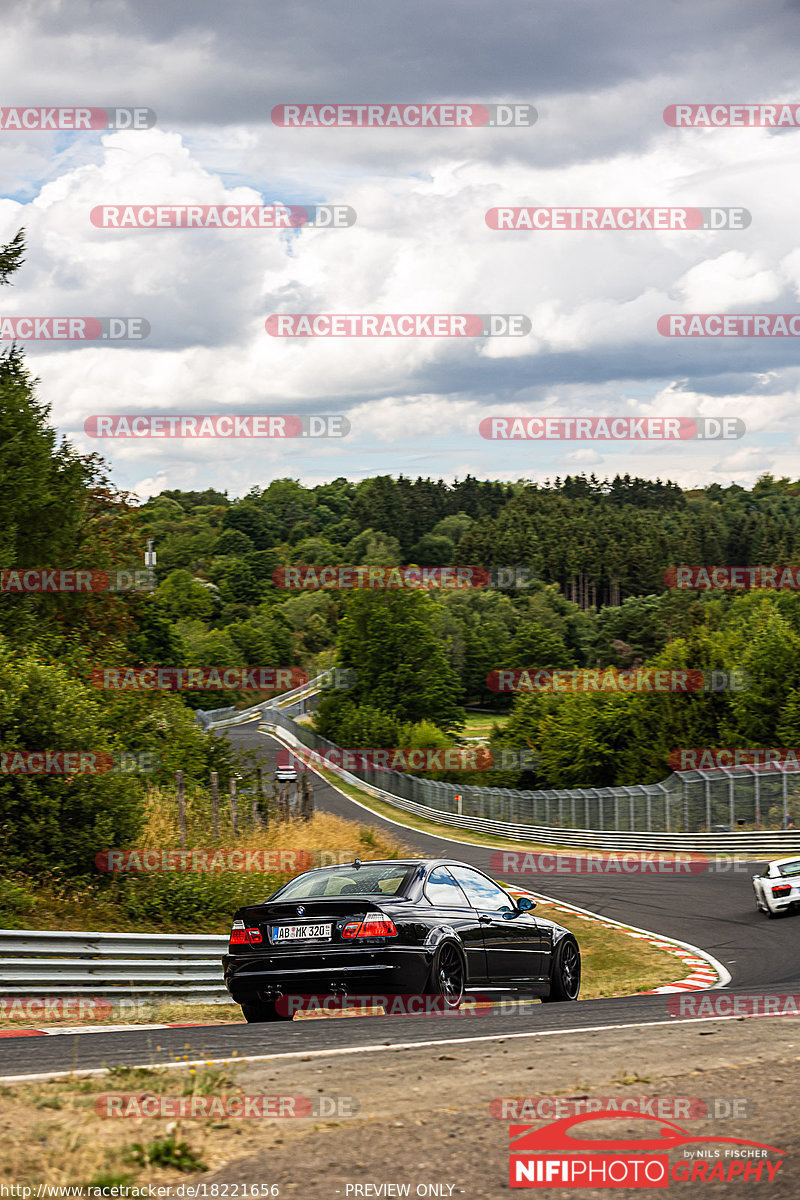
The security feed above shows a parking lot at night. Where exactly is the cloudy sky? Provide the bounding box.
[2,0,800,500]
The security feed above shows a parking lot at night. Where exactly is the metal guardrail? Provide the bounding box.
[0,929,230,999]
[195,672,330,731]
[260,714,800,855]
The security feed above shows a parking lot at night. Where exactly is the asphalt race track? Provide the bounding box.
[2,717,798,1080]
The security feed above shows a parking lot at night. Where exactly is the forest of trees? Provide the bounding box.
[4,227,800,874]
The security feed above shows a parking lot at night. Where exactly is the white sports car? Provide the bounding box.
[752,856,800,918]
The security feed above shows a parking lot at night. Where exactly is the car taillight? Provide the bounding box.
[772,885,792,897]
[341,914,398,939]
[230,921,262,945]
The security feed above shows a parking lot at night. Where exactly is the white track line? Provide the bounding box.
[2,1010,796,1085]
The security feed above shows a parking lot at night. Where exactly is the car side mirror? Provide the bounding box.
[516,895,535,912]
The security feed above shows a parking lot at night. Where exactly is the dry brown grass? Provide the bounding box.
[1,804,413,935]
[0,1066,250,1188]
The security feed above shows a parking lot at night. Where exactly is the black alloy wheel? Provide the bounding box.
[434,941,465,1008]
[542,936,581,1002]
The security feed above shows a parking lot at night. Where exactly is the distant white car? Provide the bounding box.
[275,749,299,784]
[752,856,800,918]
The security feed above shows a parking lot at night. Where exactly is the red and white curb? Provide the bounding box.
[507,886,728,994]
[0,1020,241,1038]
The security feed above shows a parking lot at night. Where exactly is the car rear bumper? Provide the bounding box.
[222,946,431,1004]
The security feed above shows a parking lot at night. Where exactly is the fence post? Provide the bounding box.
[210,771,220,841]
[251,783,262,829]
[659,783,670,833]
[300,772,313,821]
[754,770,761,830]
[257,766,269,831]
[783,769,789,829]
[705,776,711,833]
[176,771,186,848]
[683,778,689,833]
[229,776,238,838]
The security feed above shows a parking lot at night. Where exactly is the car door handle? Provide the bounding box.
[479,915,493,924]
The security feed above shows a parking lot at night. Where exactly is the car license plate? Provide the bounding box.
[271,923,332,943]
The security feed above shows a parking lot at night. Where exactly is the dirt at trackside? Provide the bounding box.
[202,1015,800,1198]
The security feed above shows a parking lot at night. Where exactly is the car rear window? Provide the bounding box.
[778,860,800,877]
[275,864,416,899]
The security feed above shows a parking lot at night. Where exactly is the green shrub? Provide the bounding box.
[114,870,282,926]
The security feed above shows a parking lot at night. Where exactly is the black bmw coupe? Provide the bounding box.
[223,857,581,1021]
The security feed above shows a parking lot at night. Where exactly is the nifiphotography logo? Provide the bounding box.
[508,1111,785,1188]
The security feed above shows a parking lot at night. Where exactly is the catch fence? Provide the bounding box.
[258,708,800,837]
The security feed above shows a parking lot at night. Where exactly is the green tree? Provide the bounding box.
[408,533,455,566]
[725,606,800,744]
[316,590,464,733]
[344,528,403,566]
[502,620,574,671]
[156,570,215,621]
[0,643,143,876]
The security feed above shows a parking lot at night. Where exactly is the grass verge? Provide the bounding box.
[0,1065,247,1187]
[313,764,615,855]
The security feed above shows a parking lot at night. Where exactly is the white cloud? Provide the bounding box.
[2,3,800,494]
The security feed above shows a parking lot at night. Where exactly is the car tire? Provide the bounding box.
[428,940,466,1009]
[241,1000,293,1022]
[542,936,581,1002]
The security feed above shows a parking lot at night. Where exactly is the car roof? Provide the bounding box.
[770,855,800,866]
[303,858,478,869]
